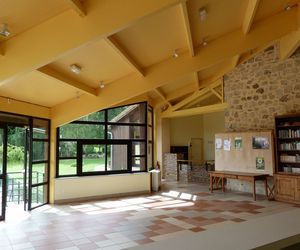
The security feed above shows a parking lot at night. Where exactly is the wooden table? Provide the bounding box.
[209,171,270,201]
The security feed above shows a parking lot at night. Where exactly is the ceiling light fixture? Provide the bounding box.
[7,97,11,104]
[199,7,207,21]
[70,64,81,74]
[0,23,10,37]
[201,38,208,47]
[172,50,179,59]
[99,81,105,89]
[284,3,297,11]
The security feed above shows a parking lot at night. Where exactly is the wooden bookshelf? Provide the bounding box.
[274,113,300,204]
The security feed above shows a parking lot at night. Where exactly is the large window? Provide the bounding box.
[57,102,151,177]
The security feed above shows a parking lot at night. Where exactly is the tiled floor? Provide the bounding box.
[0,181,299,250]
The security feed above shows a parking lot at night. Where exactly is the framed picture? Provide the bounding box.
[256,157,265,170]
[224,139,231,151]
[234,137,242,149]
[252,137,270,149]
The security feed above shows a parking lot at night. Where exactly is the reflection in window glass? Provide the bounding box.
[0,179,2,216]
[33,119,49,139]
[58,159,77,176]
[78,111,105,122]
[132,157,146,171]
[108,125,145,140]
[82,144,105,172]
[33,141,48,162]
[59,124,104,139]
[31,184,47,208]
[32,163,48,184]
[59,141,77,158]
[148,143,153,169]
[108,103,146,124]
[132,142,145,156]
[107,145,127,171]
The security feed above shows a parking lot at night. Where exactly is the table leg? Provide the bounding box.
[253,179,256,201]
[222,177,225,192]
[264,178,268,198]
[210,175,213,193]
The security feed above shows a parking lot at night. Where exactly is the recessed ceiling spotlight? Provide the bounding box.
[99,81,105,89]
[0,23,10,37]
[70,64,81,74]
[199,7,207,21]
[172,50,179,59]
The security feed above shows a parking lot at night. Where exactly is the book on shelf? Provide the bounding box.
[278,129,300,138]
[279,141,300,150]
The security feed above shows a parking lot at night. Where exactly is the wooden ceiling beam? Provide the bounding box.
[51,9,298,127]
[0,0,181,86]
[280,28,300,60]
[65,0,86,17]
[242,0,260,34]
[161,103,228,118]
[38,67,98,96]
[180,1,195,56]
[105,37,144,77]
[154,88,172,107]
[194,72,199,90]
[232,54,241,68]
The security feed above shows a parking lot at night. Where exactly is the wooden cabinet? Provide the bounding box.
[274,114,300,204]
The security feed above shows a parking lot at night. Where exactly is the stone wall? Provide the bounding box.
[224,45,300,132]
[224,44,300,194]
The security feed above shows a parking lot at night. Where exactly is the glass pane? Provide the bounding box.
[32,163,48,184]
[31,184,47,208]
[148,126,152,141]
[0,129,3,175]
[59,141,77,158]
[108,103,146,124]
[132,142,146,156]
[7,172,25,203]
[59,159,77,176]
[7,127,26,174]
[59,124,105,139]
[82,144,105,172]
[108,125,145,140]
[33,119,49,139]
[78,111,105,122]
[33,141,48,161]
[148,143,153,169]
[0,113,29,125]
[107,145,127,171]
[148,110,152,126]
[132,157,146,171]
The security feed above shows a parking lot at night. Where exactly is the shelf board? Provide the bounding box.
[279,150,300,152]
[279,162,300,165]
[276,172,300,176]
[277,125,300,128]
[277,137,300,140]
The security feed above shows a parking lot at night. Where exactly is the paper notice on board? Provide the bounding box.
[215,138,222,149]
[224,139,231,151]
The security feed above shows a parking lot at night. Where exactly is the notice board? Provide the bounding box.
[215,131,274,175]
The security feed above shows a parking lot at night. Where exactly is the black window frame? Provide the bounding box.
[56,101,151,177]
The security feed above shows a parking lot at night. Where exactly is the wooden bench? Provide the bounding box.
[209,171,271,201]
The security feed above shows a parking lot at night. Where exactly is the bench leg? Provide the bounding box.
[210,175,213,193]
[264,178,268,198]
[253,179,256,201]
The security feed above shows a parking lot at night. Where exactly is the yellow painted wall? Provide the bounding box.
[203,111,225,160]
[54,173,151,202]
[0,97,50,119]
[170,115,203,146]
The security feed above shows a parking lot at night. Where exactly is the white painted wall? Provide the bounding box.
[54,172,151,202]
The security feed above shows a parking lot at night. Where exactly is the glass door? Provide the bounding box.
[0,126,7,221]
[28,118,50,210]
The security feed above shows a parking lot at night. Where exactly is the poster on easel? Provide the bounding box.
[215,138,222,149]
[224,139,231,151]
